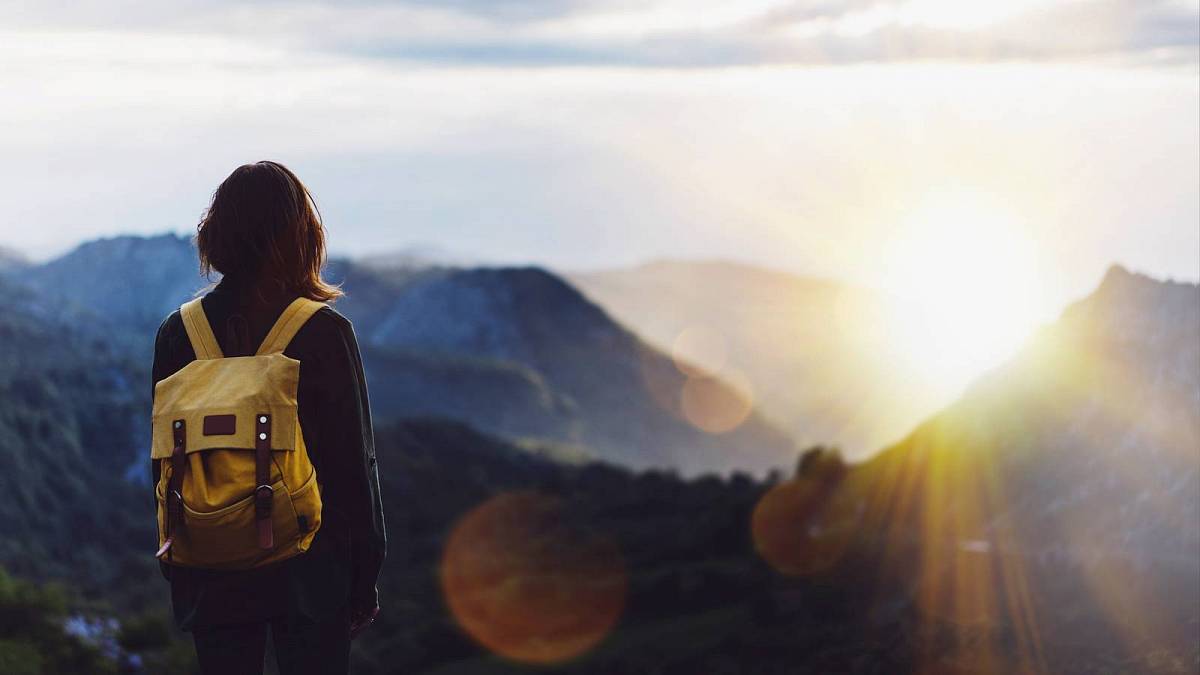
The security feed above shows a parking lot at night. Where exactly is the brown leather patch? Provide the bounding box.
[202,414,237,436]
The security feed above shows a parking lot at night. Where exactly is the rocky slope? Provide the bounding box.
[328,261,797,475]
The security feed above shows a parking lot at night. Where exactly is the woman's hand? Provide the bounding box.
[349,582,380,641]
[349,604,379,640]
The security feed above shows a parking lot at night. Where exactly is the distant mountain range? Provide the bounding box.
[4,234,797,476]
[0,233,1196,672]
[0,271,148,585]
[22,234,209,340]
[568,260,945,459]
[0,245,27,273]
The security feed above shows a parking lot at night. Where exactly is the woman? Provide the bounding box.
[151,161,386,674]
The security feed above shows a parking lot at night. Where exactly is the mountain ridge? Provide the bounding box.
[568,258,928,459]
[9,233,798,476]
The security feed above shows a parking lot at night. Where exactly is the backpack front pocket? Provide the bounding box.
[157,475,300,569]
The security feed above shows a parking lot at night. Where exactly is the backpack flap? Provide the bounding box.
[150,355,300,459]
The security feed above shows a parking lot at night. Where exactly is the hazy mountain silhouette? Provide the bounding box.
[20,234,208,341]
[354,242,475,270]
[0,245,28,273]
[569,260,941,459]
[12,235,797,476]
[326,260,797,475]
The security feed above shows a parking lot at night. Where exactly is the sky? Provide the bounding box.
[0,0,1197,318]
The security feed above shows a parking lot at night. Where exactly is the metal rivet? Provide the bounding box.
[258,432,267,441]
[173,421,181,429]
[259,416,267,424]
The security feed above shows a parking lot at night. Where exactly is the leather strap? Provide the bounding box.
[255,298,326,356]
[180,298,224,360]
[255,413,274,550]
[158,419,187,560]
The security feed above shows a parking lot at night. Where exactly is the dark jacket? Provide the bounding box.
[150,276,386,630]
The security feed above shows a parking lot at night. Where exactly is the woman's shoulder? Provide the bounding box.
[155,308,185,343]
[308,304,355,334]
[290,304,361,354]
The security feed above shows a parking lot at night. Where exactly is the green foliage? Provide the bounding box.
[0,639,43,675]
[116,612,173,653]
[0,567,117,674]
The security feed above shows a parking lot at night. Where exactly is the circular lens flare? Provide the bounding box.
[680,368,754,434]
[638,343,685,419]
[440,492,627,665]
[752,478,861,576]
[671,325,728,377]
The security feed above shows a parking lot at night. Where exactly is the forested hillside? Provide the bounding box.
[0,239,1196,673]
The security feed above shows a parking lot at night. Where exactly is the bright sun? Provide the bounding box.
[879,190,1046,398]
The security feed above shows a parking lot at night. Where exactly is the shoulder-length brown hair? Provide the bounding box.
[196,160,342,302]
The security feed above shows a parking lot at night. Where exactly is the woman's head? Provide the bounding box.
[196,160,341,302]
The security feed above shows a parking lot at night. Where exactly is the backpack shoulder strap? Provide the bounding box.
[180,298,224,360]
[255,297,327,356]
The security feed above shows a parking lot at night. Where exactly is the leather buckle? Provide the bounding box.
[254,484,274,519]
[167,489,184,516]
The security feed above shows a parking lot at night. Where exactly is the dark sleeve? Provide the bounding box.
[150,315,171,502]
[303,313,387,610]
[150,311,189,580]
[150,311,194,495]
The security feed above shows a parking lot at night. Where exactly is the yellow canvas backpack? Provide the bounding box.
[151,296,324,569]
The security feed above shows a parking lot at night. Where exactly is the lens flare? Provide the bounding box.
[680,368,754,434]
[670,325,728,377]
[638,342,685,419]
[752,475,861,576]
[439,491,627,665]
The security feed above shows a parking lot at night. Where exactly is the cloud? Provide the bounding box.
[1,0,1195,67]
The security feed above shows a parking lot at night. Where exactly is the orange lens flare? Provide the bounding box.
[439,491,627,665]
[752,476,859,576]
[638,343,686,419]
[680,369,754,434]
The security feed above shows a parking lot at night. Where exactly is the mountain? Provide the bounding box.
[354,242,474,271]
[16,235,797,476]
[327,262,797,475]
[805,265,1200,670]
[0,245,28,273]
[23,234,209,342]
[1,245,1196,673]
[860,264,1198,554]
[0,273,152,595]
[140,267,1200,671]
[567,260,937,459]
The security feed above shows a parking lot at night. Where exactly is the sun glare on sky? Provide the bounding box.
[900,0,1051,30]
[877,189,1048,398]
